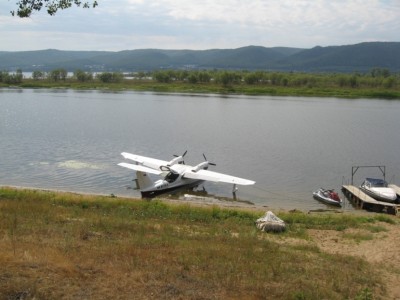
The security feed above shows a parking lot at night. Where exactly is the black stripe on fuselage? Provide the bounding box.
[141,181,203,198]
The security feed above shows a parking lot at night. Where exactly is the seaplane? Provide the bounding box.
[118,151,255,198]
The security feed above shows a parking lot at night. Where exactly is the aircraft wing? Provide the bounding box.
[183,169,255,185]
[121,152,169,171]
[118,162,163,175]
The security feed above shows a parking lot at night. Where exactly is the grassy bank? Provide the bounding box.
[1,187,398,299]
[2,79,400,99]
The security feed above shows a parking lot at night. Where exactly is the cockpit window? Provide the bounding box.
[165,172,179,183]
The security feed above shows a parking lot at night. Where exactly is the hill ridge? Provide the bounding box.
[1,42,399,72]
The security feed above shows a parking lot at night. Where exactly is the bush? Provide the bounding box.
[97,72,123,83]
[0,70,23,84]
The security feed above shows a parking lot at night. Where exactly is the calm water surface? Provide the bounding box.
[1,88,400,211]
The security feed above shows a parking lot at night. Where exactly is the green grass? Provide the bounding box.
[0,187,395,299]
[342,232,374,243]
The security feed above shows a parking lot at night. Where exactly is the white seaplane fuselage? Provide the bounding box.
[138,164,203,197]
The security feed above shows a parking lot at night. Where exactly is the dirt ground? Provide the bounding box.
[306,222,400,299]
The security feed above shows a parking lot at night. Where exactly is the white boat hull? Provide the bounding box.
[313,190,342,207]
[360,178,397,203]
[360,186,397,203]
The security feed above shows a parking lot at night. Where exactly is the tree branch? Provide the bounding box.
[11,0,98,17]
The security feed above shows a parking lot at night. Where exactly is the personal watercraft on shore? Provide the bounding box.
[313,188,342,207]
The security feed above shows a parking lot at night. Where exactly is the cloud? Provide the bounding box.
[1,0,399,51]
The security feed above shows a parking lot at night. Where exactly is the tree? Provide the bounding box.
[153,71,172,83]
[244,73,259,85]
[187,73,198,84]
[370,68,391,78]
[198,71,211,83]
[0,70,23,84]
[97,72,123,83]
[74,69,93,82]
[32,70,45,80]
[11,0,98,18]
[215,71,241,87]
[48,68,67,81]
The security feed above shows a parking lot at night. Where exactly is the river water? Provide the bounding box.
[1,88,400,211]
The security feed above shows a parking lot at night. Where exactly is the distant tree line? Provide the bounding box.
[0,69,121,83]
[149,68,399,89]
[1,67,399,90]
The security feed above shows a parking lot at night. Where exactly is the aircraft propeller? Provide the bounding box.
[203,153,216,166]
[174,150,187,164]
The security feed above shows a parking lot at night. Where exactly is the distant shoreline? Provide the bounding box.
[1,74,400,99]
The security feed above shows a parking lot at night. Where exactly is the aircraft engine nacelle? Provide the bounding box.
[167,156,183,166]
[191,162,209,172]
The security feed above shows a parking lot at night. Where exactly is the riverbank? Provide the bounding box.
[1,187,399,299]
[2,78,400,99]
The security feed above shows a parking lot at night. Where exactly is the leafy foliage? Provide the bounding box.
[48,68,67,81]
[74,69,93,82]
[0,69,23,84]
[96,72,123,83]
[32,70,45,80]
[11,0,98,17]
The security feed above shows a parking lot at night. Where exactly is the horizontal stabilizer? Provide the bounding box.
[118,162,163,175]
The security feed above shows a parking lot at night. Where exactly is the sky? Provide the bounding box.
[0,0,399,52]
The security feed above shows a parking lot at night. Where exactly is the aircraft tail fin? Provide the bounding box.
[136,171,154,189]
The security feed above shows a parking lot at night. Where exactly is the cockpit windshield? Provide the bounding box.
[165,172,179,183]
[368,178,387,188]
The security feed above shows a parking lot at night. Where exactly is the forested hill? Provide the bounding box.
[1,42,399,73]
